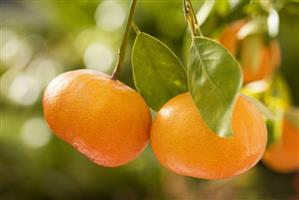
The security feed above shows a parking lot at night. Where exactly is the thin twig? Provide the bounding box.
[183,0,203,37]
[111,0,137,80]
[132,22,141,34]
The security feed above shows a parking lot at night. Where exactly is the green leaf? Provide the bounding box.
[241,94,275,120]
[132,32,188,111]
[242,91,284,148]
[215,0,230,16]
[264,75,291,112]
[265,114,283,147]
[187,37,242,137]
[241,80,270,99]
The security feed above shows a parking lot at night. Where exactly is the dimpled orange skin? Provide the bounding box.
[151,93,267,179]
[43,69,151,167]
[263,119,299,173]
[219,20,281,83]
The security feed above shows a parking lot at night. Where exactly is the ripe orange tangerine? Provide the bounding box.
[263,119,299,173]
[150,93,267,179]
[43,69,151,167]
[219,20,281,83]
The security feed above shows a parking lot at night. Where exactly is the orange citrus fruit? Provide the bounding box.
[43,69,151,167]
[150,93,267,179]
[263,119,299,173]
[219,20,281,83]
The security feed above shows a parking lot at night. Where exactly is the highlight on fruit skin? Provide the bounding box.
[262,118,299,173]
[150,93,267,180]
[219,20,281,83]
[43,69,151,167]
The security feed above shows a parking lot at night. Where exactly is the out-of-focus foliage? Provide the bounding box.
[1,0,298,199]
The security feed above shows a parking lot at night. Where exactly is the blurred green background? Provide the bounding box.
[1,0,299,199]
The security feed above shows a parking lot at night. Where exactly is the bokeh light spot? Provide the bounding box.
[21,118,52,149]
[0,31,32,69]
[84,43,114,72]
[1,39,21,61]
[95,1,126,32]
[26,57,61,87]
[8,73,41,106]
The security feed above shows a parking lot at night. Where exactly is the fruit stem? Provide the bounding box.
[183,0,203,38]
[111,0,137,80]
[132,22,141,34]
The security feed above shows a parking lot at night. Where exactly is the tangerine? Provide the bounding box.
[263,119,299,173]
[43,69,151,167]
[150,93,267,179]
[219,20,281,83]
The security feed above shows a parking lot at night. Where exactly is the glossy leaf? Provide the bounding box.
[187,37,242,137]
[132,32,188,111]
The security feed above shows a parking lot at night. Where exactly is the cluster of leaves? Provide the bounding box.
[130,0,299,140]
[132,30,242,137]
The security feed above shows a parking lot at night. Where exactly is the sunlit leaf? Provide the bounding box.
[264,74,291,112]
[215,0,230,16]
[242,94,275,120]
[241,94,280,147]
[241,80,271,99]
[132,32,188,111]
[263,75,291,146]
[265,114,283,147]
[187,37,242,137]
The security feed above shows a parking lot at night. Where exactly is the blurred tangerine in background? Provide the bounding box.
[151,93,267,180]
[263,113,299,173]
[219,20,281,83]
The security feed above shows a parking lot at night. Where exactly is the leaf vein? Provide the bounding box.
[193,41,230,107]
